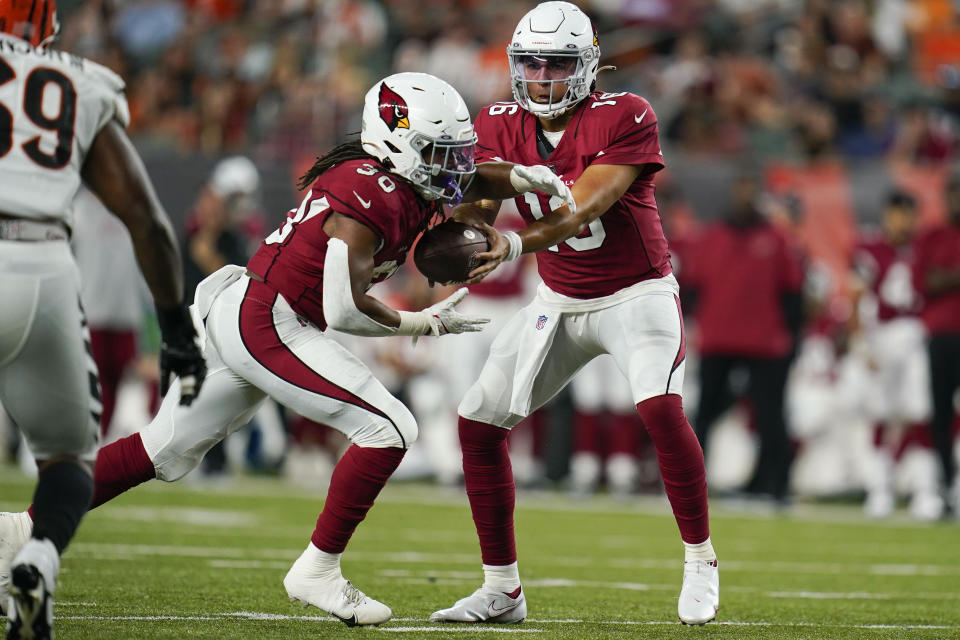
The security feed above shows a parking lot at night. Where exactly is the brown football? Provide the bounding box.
[413,220,490,284]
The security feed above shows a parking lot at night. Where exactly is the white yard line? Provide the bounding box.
[76,542,960,578]
[54,611,959,631]
[380,628,542,633]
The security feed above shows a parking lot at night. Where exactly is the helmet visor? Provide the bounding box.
[418,134,477,203]
[512,54,579,82]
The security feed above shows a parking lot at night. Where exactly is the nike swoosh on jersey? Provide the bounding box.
[635,109,648,124]
[354,192,372,209]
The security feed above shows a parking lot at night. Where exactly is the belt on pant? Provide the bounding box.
[0,217,69,241]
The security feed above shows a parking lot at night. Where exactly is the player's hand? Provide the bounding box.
[509,164,577,215]
[465,222,508,284]
[423,287,490,336]
[157,306,207,406]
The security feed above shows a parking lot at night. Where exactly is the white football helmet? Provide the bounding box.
[508,1,600,119]
[361,72,477,203]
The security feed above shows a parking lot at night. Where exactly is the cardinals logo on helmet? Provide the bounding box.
[378,83,410,132]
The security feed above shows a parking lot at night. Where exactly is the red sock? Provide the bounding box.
[610,413,640,456]
[573,411,604,454]
[636,395,709,543]
[459,417,516,566]
[311,445,405,553]
[29,432,156,519]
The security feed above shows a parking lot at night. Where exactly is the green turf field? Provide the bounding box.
[2,466,958,639]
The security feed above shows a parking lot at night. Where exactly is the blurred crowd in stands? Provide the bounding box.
[57,0,959,166]
[3,0,960,519]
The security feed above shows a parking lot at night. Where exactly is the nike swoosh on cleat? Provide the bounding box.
[336,613,359,627]
[488,599,520,616]
[635,109,648,124]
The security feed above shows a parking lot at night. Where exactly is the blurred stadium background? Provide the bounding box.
[4,0,960,517]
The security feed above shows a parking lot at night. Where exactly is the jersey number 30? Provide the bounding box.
[0,58,77,169]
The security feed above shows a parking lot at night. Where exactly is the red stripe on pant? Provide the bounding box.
[238,279,402,443]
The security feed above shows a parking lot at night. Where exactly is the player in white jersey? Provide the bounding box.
[0,3,206,638]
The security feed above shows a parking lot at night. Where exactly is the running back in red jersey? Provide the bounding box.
[246,158,435,329]
[473,91,672,299]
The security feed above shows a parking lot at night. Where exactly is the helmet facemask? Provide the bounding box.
[508,50,590,119]
[408,132,477,204]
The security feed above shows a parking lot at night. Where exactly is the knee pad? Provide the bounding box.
[349,402,418,449]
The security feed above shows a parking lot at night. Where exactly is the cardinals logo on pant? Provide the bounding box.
[378,83,410,132]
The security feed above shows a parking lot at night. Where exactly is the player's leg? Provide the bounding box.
[600,291,717,625]
[745,355,793,501]
[927,335,959,505]
[692,354,735,458]
[88,328,137,438]
[602,356,642,496]
[432,306,595,623]
[0,245,99,636]
[568,358,607,495]
[214,278,413,625]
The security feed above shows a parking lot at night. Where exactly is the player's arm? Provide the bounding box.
[322,212,488,337]
[462,162,575,209]
[82,121,207,405]
[452,199,502,228]
[467,163,647,280]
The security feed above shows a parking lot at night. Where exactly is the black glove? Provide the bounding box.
[157,305,207,406]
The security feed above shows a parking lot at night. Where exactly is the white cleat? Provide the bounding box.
[430,585,526,624]
[864,490,895,519]
[283,561,390,626]
[6,538,58,640]
[908,491,944,522]
[0,512,32,616]
[678,559,719,625]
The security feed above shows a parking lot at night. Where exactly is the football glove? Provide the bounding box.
[157,305,207,406]
[509,164,577,215]
[396,288,490,337]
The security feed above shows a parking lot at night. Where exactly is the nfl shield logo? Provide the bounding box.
[536,315,548,330]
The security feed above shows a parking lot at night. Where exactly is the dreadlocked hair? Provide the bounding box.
[297,135,372,191]
[296,134,446,222]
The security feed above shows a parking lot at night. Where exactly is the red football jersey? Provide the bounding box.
[247,159,433,329]
[689,221,804,358]
[912,223,960,334]
[474,91,671,299]
[852,234,920,321]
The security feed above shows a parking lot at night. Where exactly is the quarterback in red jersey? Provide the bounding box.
[430,1,718,626]
[0,72,574,627]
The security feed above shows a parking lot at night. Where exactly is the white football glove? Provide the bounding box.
[509,164,577,215]
[396,288,490,338]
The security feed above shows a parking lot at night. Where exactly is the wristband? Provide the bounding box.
[156,305,193,339]
[502,231,523,262]
[396,310,432,336]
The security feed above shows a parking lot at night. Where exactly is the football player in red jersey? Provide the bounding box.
[851,190,942,520]
[430,2,718,626]
[0,72,574,626]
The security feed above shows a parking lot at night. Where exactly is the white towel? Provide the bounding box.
[188,264,247,350]
[509,306,561,416]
